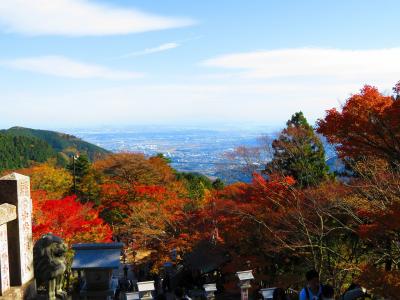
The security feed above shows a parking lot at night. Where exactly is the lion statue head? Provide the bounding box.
[33,233,67,286]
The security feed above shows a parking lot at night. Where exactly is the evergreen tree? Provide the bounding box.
[155,153,172,164]
[176,172,213,210]
[212,178,225,190]
[67,154,94,199]
[266,111,330,188]
[68,154,90,181]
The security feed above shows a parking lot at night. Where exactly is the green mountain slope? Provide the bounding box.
[1,127,110,161]
[0,133,57,170]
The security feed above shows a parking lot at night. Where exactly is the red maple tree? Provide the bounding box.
[32,191,112,245]
[317,84,400,162]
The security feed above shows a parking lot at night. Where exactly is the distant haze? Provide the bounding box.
[67,126,336,182]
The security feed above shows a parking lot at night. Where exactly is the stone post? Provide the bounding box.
[203,283,217,300]
[0,204,17,295]
[236,270,254,300]
[0,173,34,286]
[240,287,249,300]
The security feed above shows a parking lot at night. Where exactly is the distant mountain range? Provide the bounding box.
[0,127,110,170]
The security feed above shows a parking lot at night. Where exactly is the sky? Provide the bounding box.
[0,0,399,130]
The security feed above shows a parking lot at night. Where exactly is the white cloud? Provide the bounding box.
[0,0,194,36]
[203,48,400,80]
[1,47,399,128]
[1,56,142,79]
[118,42,180,58]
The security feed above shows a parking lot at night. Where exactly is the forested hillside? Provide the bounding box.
[0,127,110,170]
[2,127,109,159]
[0,133,56,170]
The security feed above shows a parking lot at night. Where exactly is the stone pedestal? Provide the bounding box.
[0,278,36,300]
[0,174,34,287]
[240,288,249,300]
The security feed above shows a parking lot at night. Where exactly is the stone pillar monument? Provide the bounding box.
[0,204,17,295]
[0,173,34,287]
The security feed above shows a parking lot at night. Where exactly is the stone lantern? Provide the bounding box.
[124,291,140,300]
[71,243,123,300]
[259,287,276,300]
[137,280,155,300]
[203,283,217,299]
[236,270,254,300]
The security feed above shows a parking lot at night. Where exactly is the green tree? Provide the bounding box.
[212,178,225,190]
[67,154,96,200]
[155,153,172,164]
[266,111,330,188]
[176,172,213,210]
[68,154,90,180]
[77,169,102,204]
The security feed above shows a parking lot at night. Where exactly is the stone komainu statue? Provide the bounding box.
[33,233,68,300]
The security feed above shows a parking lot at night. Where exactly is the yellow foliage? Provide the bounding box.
[18,161,72,198]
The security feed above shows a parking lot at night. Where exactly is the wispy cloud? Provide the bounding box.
[116,36,203,59]
[203,48,400,80]
[1,56,143,79]
[118,42,180,58]
[0,0,194,36]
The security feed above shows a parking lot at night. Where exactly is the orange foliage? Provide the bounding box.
[358,265,400,298]
[317,85,400,162]
[98,179,205,270]
[211,174,299,258]
[32,191,112,245]
[94,152,174,186]
[211,174,358,289]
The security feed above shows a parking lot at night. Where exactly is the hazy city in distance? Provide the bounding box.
[68,125,269,181]
[67,124,337,183]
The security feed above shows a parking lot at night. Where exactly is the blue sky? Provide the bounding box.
[0,0,399,130]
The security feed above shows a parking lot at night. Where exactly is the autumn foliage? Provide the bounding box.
[32,191,112,245]
[357,265,400,299]
[210,174,358,289]
[314,84,400,295]
[16,161,72,199]
[197,82,400,295]
[14,81,400,296]
[92,153,214,269]
[317,85,400,162]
